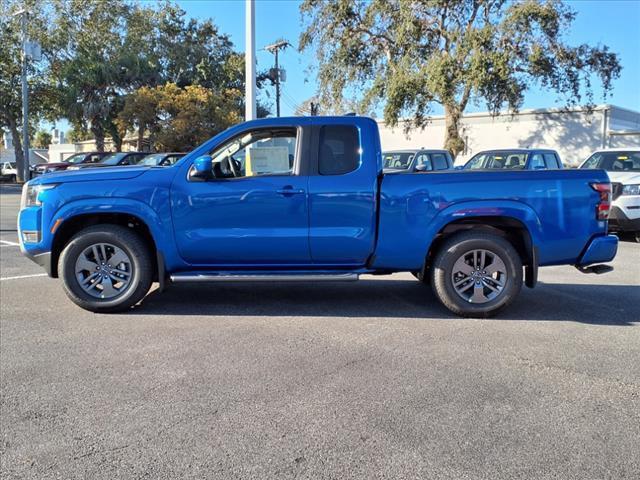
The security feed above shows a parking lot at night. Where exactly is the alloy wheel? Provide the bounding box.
[74,243,133,299]
[451,249,507,304]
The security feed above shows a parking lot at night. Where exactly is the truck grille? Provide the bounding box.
[611,182,623,201]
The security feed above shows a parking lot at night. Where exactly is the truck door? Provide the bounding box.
[171,126,312,266]
[307,122,379,265]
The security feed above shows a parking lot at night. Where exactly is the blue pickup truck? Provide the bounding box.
[18,116,618,317]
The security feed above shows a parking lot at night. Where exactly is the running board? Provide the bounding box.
[170,272,360,283]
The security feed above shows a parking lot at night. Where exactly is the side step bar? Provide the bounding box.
[575,264,614,274]
[170,272,360,283]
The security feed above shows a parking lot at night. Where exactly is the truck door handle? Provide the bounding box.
[276,186,305,196]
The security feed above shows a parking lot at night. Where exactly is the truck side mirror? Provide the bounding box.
[414,164,428,172]
[189,155,213,180]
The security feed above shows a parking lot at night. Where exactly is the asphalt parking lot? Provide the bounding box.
[1,183,639,479]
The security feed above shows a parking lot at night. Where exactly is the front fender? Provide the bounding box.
[49,197,183,271]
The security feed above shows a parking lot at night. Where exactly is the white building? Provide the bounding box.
[378,104,640,167]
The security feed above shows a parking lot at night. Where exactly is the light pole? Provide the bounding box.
[12,8,29,182]
[245,0,256,121]
[264,40,290,117]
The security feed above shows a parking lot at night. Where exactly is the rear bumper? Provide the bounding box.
[576,234,618,266]
[609,206,640,232]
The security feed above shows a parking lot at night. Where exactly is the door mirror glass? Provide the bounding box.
[414,163,428,172]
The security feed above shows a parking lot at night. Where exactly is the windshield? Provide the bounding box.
[64,153,86,164]
[100,153,127,165]
[580,151,640,172]
[464,151,527,170]
[383,152,415,169]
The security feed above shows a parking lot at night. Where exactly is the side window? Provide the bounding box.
[582,154,601,169]
[89,154,102,163]
[465,153,487,169]
[431,153,449,170]
[415,154,432,171]
[318,125,360,175]
[209,129,297,179]
[543,153,559,169]
[530,154,546,169]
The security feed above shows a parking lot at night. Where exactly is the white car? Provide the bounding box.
[1,161,17,182]
[580,149,640,242]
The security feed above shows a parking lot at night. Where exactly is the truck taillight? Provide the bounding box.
[590,182,611,220]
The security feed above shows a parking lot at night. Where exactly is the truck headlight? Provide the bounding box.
[21,183,57,208]
[621,184,639,196]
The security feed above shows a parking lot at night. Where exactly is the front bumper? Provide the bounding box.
[22,250,53,276]
[18,203,56,277]
[608,206,640,232]
[576,234,618,266]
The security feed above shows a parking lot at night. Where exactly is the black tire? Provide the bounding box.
[58,225,153,313]
[9,174,16,183]
[412,270,429,284]
[430,231,523,317]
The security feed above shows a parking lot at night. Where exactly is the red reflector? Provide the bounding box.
[590,182,612,220]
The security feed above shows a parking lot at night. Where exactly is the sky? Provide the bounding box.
[173,0,640,117]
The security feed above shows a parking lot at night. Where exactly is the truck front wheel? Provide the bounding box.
[431,231,523,317]
[58,225,153,313]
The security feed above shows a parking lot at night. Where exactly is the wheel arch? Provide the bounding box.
[50,212,158,279]
[424,215,538,288]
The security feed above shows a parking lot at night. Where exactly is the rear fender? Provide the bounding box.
[373,199,542,271]
[428,200,544,250]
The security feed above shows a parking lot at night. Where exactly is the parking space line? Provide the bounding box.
[0,273,48,281]
[0,240,19,246]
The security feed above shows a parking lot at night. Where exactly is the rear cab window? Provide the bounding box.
[543,153,560,169]
[318,125,360,175]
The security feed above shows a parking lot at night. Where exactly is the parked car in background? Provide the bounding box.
[30,151,109,176]
[383,149,454,172]
[580,149,640,242]
[67,152,148,170]
[462,149,563,170]
[18,116,617,317]
[1,161,17,182]
[137,152,186,167]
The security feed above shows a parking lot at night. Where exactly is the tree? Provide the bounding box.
[117,83,243,152]
[300,0,622,156]
[49,0,259,151]
[49,0,159,151]
[66,125,92,143]
[0,0,58,180]
[32,130,52,148]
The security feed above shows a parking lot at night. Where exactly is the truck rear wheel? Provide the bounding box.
[431,231,522,317]
[58,225,153,313]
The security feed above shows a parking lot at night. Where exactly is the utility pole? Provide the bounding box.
[245,0,256,121]
[265,40,290,117]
